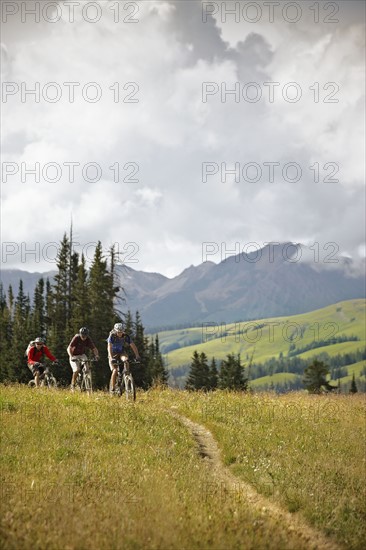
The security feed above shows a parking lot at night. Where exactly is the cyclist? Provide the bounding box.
[108,322,140,393]
[67,327,99,391]
[27,337,58,387]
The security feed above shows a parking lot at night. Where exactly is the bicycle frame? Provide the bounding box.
[28,362,58,389]
[113,356,138,401]
[73,357,96,394]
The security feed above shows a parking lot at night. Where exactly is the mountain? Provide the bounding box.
[0,269,57,296]
[1,243,365,330]
[118,243,365,329]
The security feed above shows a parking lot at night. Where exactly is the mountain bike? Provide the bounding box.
[113,357,140,401]
[28,362,58,389]
[73,357,98,394]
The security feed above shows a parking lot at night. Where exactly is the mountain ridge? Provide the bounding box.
[1,243,365,330]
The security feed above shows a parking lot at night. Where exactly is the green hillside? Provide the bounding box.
[248,361,366,393]
[338,360,366,386]
[158,300,366,385]
[250,372,300,389]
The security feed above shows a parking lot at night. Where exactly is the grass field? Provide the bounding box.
[1,385,365,549]
[158,300,366,386]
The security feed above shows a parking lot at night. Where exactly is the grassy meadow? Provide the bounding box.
[1,385,365,550]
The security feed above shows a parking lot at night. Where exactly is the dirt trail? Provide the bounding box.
[172,411,342,550]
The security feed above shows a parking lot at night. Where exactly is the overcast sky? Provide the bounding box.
[1,0,365,277]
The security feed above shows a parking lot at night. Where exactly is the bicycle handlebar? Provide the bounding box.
[72,357,98,363]
[33,361,57,367]
[111,358,141,365]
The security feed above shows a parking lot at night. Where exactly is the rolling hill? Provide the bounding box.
[156,299,366,388]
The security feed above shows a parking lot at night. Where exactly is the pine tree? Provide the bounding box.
[303,360,336,394]
[7,285,14,314]
[186,351,201,390]
[199,352,210,390]
[208,357,218,390]
[70,254,89,333]
[350,373,358,394]
[47,234,73,383]
[148,335,169,387]
[88,242,115,389]
[124,310,133,335]
[30,278,45,338]
[109,244,121,297]
[186,351,210,391]
[0,284,13,381]
[68,224,79,331]
[69,250,79,325]
[53,233,70,329]
[10,281,32,382]
[132,311,149,388]
[219,354,248,391]
[44,279,53,340]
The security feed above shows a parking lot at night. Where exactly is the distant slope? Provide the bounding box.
[250,372,301,389]
[160,299,366,375]
[0,269,57,296]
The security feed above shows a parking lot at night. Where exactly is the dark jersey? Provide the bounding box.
[69,335,96,356]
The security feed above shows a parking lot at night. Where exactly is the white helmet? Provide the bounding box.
[114,323,124,332]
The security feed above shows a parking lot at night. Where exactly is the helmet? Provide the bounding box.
[34,337,44,344]
[114,323,124,332]
[79,327,89,336]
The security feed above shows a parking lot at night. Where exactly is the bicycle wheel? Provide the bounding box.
[114,376,121,397]
[28,380,36,388]
[124,374,136,401]
[82,373,93,394]
[74,372,83,392]
[46,375,58,389]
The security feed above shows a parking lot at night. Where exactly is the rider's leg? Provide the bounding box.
[29,363,40,387]
[110,368,118,390]
[109,356,118,391]
[69,355,82,388]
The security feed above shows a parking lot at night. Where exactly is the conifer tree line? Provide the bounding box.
[184,351,365,393]
[0,232,168,389]
[185,351,248,391]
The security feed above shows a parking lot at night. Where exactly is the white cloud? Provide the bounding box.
[1,0,365,276]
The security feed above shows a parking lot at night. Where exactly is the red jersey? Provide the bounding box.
[28,345,56,365]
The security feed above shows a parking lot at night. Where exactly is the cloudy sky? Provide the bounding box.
[1,0,365,277]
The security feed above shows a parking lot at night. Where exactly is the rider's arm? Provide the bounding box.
[27,346,37,365]
[130,342,140,360]
[107,342,113,359]
[88,338,99,358]
[44,346,57,362]
[67,336,78,357]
